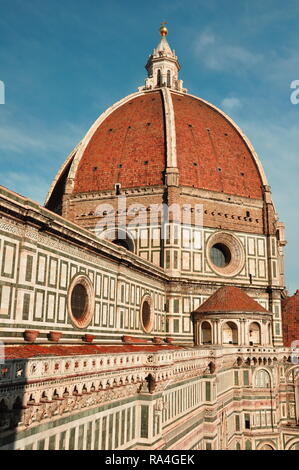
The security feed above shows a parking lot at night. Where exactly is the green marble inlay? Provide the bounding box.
[94,419,100,451]
[141,405,149,439]
[115,412,120,449]
[69,427,76,450]
[132,407,136,441]
[25,255,33,282]
[86,422,92,450]
[206,381,211,402]
[108,414,113,450]
[78,424,84,450]
[243,371,249,386]
[126,407,131,443]
[37,439,45,450]
[121,409,126,446]
[101,416,107,450]
[49,435,56,450]
[59,431,66,450]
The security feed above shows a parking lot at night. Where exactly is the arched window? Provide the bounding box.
[201,321,212,345]
[112,238,132,250]
[249,322,261,345]
[222,321,238,345]
[100,228,135,253]
[255,369,271,388]
[167,70,171,87]
[157,69,161,87]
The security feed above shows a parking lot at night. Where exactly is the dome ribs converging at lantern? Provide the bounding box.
[68,91,265,199]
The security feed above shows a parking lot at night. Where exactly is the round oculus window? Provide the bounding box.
[206,232,245,277]
[67,275,95,329]
[71,284,88,320]
[210,243,231,268]
[140,295,154,333]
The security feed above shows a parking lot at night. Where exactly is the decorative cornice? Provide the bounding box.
[69,185,165,202]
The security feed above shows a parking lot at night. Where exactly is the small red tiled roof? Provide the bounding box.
[4,344,181,360]
[193,286,269,314]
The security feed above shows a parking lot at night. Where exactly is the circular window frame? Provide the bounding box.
[67,274,95,329]
[206,231,245,277]
[140,294,154,334]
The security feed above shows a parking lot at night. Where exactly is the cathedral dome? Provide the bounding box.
[77,90,265,197]
[46,89,266,208]
[45,29,268,213]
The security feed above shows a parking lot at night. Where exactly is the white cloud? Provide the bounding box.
[194,30,263,72]
[196,31,216,51]
[221,97,242,112]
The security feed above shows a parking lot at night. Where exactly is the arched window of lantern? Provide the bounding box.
[167,70,171,87]
[157,69,161,87]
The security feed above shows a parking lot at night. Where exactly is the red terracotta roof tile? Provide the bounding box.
[171,93,263,199]
[193,286,269,314]
[282,290,299,347]
[74,91,166,193]
[4,344,181,360]
[70,91,264,199]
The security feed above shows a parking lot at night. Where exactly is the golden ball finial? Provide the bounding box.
[160,22,168,37]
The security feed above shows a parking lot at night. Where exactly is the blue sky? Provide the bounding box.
[0,0,298,293]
